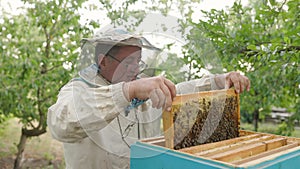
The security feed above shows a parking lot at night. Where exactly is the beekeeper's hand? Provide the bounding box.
[123,76,176,111]
[215,71,251,93]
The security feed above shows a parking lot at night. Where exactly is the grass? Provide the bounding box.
[293,129,300,138]
[0,118,65,169]
[0,120,19,158]
[241,122,300,138]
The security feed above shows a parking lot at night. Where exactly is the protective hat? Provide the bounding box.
[81,29,161,51]
[77,29,161,72]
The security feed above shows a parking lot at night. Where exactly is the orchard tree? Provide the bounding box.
[1,1,298,168]
[185,0,299,131]
[0,0,95,168]
[0,0,203,168]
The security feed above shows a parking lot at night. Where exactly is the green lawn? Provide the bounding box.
[241,122,300,138]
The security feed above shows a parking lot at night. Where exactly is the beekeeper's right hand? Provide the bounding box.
[123,76,176,111]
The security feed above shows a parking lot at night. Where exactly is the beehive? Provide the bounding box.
[131,89,300,169]
[132,130,300,169]
[163,89,240,149]
[179,130,300,165]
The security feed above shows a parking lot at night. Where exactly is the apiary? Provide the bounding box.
[130,89,300,169]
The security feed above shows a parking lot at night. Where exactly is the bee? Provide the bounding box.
[172,92,239,150]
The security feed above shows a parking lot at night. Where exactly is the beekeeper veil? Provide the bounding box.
[77,29,162,77]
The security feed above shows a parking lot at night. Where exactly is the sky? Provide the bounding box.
[79,0,249,27]
[1,0,249,20]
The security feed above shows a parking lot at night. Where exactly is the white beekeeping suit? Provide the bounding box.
[47,29,221,169]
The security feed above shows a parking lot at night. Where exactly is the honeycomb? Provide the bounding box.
[165,89,240,150]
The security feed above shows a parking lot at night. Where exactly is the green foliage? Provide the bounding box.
[276,121,294,136]
[19,0,298,134]
[0,1,298,164]
[184,0,299,130]
[0,0,94,134]
[0,1,96,166]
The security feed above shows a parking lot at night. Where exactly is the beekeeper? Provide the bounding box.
[47,29,250,169]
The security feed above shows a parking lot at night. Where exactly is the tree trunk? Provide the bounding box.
[253,109,259,131]
[14,130,27,169]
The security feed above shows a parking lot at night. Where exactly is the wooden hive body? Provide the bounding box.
[163,89,240,149]
[130,89,300,169]
[131,130,300,169]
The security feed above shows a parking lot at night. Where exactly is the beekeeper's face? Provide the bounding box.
[99,45,145,83]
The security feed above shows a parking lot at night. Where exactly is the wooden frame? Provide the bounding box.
[179,131,300,166]
[149,88,300,167]
[163,89,240,149]
[141,130,300,168]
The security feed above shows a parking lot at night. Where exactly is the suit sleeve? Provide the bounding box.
[176,74,222,94]
[47,81,129,143]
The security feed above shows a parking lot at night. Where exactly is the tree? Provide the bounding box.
[1,0,202,167]
[97,0,299,133]
[184,0,299,131]
[0,0,94,168]
[1,0,298,168]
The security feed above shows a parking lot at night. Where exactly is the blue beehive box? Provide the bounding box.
[130,131,300,169]
[130,89,300,168]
